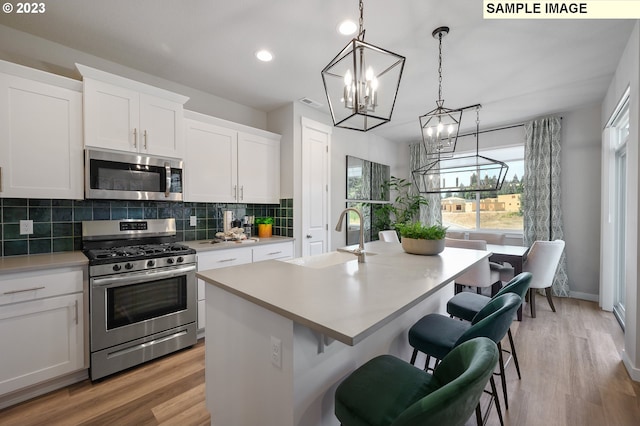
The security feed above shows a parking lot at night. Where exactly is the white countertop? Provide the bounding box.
[183,236,294,253]
[0,251,88,274]
[197,240,490,346]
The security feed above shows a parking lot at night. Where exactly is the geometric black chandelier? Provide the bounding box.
[412,105,509,194]
[418,26,462,157]
[321,0,406,132]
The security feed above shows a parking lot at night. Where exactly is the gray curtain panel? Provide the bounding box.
[523,116,569,297]
[409,143,442,225]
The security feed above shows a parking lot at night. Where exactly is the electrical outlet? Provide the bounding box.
[19,220,33,235]
[271,336,282,368]
[190,215,197,227]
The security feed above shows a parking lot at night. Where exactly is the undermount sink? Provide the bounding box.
[286,251,376,269]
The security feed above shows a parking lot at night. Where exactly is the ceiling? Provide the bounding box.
[0,0,634,144]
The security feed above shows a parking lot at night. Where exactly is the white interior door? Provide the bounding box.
[301,118,331,256]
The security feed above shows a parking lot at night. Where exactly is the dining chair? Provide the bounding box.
[335,337,500,426]
[522,239,565,318]
[408,293,521,417]
[468,232,506,245]
[446,230,466,240]
[378,230,400,243]
[446,272,532,380]
[445,238,502,296]
[468,232,515,282]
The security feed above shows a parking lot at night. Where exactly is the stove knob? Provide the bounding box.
[177,256,184,263]
[166,258,175,265]
[147,260,155,267]
[112,264,122,272]
[125,263,134,270]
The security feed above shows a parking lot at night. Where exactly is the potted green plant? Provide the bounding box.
[373,176,429,235]
[255,217,274,238]
[395,221,448,255]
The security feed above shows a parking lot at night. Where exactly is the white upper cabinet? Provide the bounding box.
[0,61,83,199]
[77,64,189,159]
[237,131,280,204]
[185,119,238,202]
[184,112,280,204]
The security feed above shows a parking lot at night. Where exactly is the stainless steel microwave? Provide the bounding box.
[85,149,183,201]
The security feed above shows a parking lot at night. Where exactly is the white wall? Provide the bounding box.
[561,104,603,300]
[602,22,640,381]
[0,25,267,129]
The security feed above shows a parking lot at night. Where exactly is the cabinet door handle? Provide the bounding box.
[0,166,3,192]
[218,258,237,263]
[267,251,282,256]
[306,234,312,239]
[3,286,45,295]
[234,185,238,201]
[133,128,138,148]
[240,185,244,201]
[144,130,148,149]
[74,300,79,325]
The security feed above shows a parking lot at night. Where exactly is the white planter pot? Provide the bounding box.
[401,237,446,255]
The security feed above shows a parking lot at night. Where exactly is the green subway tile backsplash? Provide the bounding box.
[0,198,294,257]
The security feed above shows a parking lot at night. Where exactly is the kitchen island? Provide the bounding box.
[197,240,490,426]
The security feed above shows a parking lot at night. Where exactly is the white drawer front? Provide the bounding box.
[252,242,294,262]
[0,268,84,306]
[197,247,253,271]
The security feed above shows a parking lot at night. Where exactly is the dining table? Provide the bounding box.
[487,243,530,320]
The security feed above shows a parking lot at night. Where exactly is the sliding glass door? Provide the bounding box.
[609,97,629,329]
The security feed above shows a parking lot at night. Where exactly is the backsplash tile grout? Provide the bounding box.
[0,198,293,257]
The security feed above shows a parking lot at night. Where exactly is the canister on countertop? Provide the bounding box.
[223,211,233,233]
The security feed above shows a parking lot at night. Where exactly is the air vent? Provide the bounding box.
[298,97,323,108]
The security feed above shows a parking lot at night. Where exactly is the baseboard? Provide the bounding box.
[569,291,599,302]
[0,369,88,410]
[622,350,640,382]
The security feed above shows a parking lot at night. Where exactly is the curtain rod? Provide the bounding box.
[457,116,563,139]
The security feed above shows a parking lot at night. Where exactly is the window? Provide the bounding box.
[441,146,524,232]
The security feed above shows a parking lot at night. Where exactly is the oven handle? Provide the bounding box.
[91,264,196,288]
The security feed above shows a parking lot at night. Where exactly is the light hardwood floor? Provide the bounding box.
[1,295,639,425]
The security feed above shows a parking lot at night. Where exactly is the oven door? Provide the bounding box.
[90,264,196,352]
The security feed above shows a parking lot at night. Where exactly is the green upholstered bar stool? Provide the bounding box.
[408,293,521,417]
[446,272,532,381]
[335,337,499,426]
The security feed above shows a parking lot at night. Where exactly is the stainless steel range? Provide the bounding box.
[83,218,197,380]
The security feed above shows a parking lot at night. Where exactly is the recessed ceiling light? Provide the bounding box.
[255,49,273,62]
[337,20,357,36]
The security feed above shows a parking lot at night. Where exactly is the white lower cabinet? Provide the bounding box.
[196,241,293,331]
[196,247,253,331]
[0,267,86,399]
[252,242,294,262]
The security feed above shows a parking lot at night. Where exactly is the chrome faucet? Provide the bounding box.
[335,208,366,263]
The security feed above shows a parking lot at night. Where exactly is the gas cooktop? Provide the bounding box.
[84,242,195,265]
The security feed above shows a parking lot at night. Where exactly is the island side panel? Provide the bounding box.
[292,282,455,426]
[205,284,295,426]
